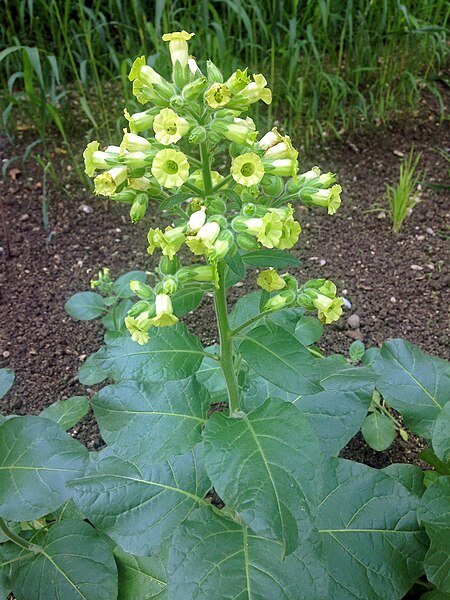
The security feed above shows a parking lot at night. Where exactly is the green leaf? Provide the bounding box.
[369,339,450,438]
[10,520,118,600]
[88,325,204,382]
[114,547,167,599]
[40,396,89,431]
[0,416,88,521]
[69,446,210,555]
[0,546,12,599]
[317,354,378,391]
[224,252,246,287]
[315,458,427,599]
[93,378,210,463]
[196,345,226,397]
[241,248,300,268]
[0,369,14,400]
[420,592,450,600]
[239,323,322,395]
[203,398,321,555]
[167,508,329,600]
[64,291,106,320]
[157,193,192,212]
[382,464,426,498]
[418,477,450,592]
[433,402,450,462]
[242,373,300,410]
[114,270,147,298]
[78,350,108,385]
[101,298,133,331]
[361,411,396,451]
[294,316,323,345]
[171,287,204,316]
[349,340,365,362]
[418,449,450,476]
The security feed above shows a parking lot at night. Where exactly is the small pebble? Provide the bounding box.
[347,314,360,329]
[342,297,352,310]
[390,296,397,303]
[426,227,435,236]
[319,259,327,267]
[79,204,93,214]
[19,213,29,222]
[345,330,364,341]
[410,264,423,271]
[2,351,10,358]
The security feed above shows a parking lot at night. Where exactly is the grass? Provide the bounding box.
[0,0,448,178]
[386,146,424,234]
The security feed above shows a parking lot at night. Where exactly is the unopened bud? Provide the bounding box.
[206,60,223,84]
[129,280,154,300]
[264,290,296,312]
[236,233,260,250]
[159,255,180,276]
[182,76,207,101]
[162,276,178,295]
[261,175,283,197]
[189,125,207,144]
[129,193,148,223]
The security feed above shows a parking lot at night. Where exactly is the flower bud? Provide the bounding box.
[261,174,283,197]
[129,193,148,223]
[128,300,153,317]
[110,189,138,203]
[208,214,227,229]
[124,108,156,133]
[130,280,154,300]
[210,230,235,261]
[120,129,152,153]
[162,275,178,295]
[159,255,180,275]
[264,290,296,312]
[282,274,298,292]
[187,207,207,234]
[151,292,179,327]
[169,93,185,111]
[225,68,250,94]
[182,76,207,101]
[189,125,208,144]
[207,197,227,215]
[236,232,261,250]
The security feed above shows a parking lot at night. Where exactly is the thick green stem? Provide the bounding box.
[214,261,241,414]
[0,518,42,553]
[200,142,213,194]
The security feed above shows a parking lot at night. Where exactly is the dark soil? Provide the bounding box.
[0,94,449,472]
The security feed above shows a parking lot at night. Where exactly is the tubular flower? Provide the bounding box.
[120,152,152,169]
[278,214,301,249]
[245,212,284,249]
[263,158,298,178]
[83,141,119,177]
[205,83,232,109]
[152,108,190,145]
[124,108,155,133]
[257,269,287,292]
[258,128,284,151]
[313,295,344,325]
[226,68,251,94]
[158,226,186,259]
[120,129,152,153]
[263,134,298,162]
[151,149,190,189]
[162,31,194,68]
[231,153,265,187]
[177,264,219,288]
[211,117,257,146]
[264,290,296,312]
[242,74,272,105]
[94,166,128,196]
[306,184,342,215]
[128,176,153,191]
[151,293,179,327]
[188,169,224,190]
[125,312,153,345]
[210,230,235,262]
[129,56,163,86]
[186,222,220,255]
[187,207,207,234]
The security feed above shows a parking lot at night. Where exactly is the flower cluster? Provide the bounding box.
[81,30,344,343]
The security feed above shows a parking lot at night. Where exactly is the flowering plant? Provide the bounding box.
[1,31,449,600]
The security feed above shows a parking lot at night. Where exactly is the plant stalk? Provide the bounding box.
[0,518,42,553]
[214,261,241,414]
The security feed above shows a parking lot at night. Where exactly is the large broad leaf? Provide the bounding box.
[40,396,89,431]
[318,354,378,391]
[0,368,14,400]
[382,463,427,498]
[167,508,329,600]
[69,446,210,555]
[171,287,204,316]
[418,477,450,593]
[313,458,427,599]
[239,323,322,395]
[195,345,226,397]
[113,270,147,298]
[10,520,117,600]
[114,547,167,599]
[225,251,246,287]
[241,248,300,268]
[433,402,450,462]
[361,411,396,451]
[242,373,300,409]
[203,398,322,555]
[0,416,88,521]
[64,291,106,320]
[368,339,450,438]
[78,350,108,385]
[93,378,210,463]
[85,325,204,383]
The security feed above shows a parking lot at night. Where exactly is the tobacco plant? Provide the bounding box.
[1,31,450,600]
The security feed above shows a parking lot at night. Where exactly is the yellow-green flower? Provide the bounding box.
[147,227,164,255]
[151,148,190,189]
[242,74,272,105]
[162,31,194,68]
[188,169,224,190]
[258,127,283,151]
[205,83,232,109]
[244,212,283,249]
[231,153,264,187]
[124,108,154,133]
[278,215,301,250]
[263,134,298,162]
[226,68,250,94]
[129,176,152,191]
[153,108,190,145]
[187,207,207,234]
[151,293,179,327]
[83,141,119,177]
[159,226,186,259]
[257,269,287,292]
[94,166,128,196]
[319,281,337,298]
[314,295,344,324]
[309,184,342,215]
[125,312,153,345]
[186,222,220,255]
[264,290,296,311]
[120,128,152,153]
[211,117,257,146]
[263,158,298,178]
